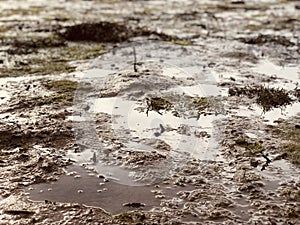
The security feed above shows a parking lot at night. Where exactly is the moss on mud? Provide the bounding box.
[192,97,210,119]
[39,80,79,105]
[273,115,300,164]
[44,80,78,93]
[1,33,107,77]
[235,138,265,154]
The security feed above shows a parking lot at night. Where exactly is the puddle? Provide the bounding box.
[66,115,87,122]
[167,83,222,97]
[232,102,300,125]
[28,165,160,215]
[262,159,300,183]
[73,68,114,80]
[253,102,300,125]
[67,149,145,186]
[89,96,222,161]
[68,95,224,185]
[253,60,300,82]
[28,165,194,215]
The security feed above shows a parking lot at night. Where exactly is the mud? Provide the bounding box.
[0,0,300,224]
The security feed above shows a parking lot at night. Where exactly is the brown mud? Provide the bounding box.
[0,0,300,224]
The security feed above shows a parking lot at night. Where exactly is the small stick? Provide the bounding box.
[133,46,137,72]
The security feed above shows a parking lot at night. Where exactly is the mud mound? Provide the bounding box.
[0,124,73,150]
[61,22,134,43]
[60,22,176,43]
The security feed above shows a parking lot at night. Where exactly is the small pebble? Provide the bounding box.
[155,195,165,199]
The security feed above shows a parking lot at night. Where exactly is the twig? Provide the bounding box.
[133,46,137,72]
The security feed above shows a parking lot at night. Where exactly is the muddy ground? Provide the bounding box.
[0,0,300,224]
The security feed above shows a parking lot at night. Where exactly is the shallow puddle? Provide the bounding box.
[28,165,194,215]
[253,60,299,82]
[28,165,160,215]
[262,159,300,184]
[255,102,300,125]
[232,102,300,125]
[90,96,222,160]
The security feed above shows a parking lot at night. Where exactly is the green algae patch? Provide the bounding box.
[1,34,107,77]
[287,207,299,218]
[39,94,73,105]
[44,80,78,94]
[192,97,210,119]
[28,62,70,75]
[170,39,192,46]
[61,44,107,61]
[39,80,79,105]
[235,137,248,146]
[284,143,300,165]
[273,115,300,165]
[235,138,265,154]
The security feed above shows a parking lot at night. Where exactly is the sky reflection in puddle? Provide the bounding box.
[253,60,299,82]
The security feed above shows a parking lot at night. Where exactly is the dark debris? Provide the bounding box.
[229,85,294,112]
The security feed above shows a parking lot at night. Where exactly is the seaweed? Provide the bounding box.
[229,85,293,112]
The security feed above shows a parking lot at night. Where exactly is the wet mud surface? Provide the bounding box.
[0,0,300,224]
